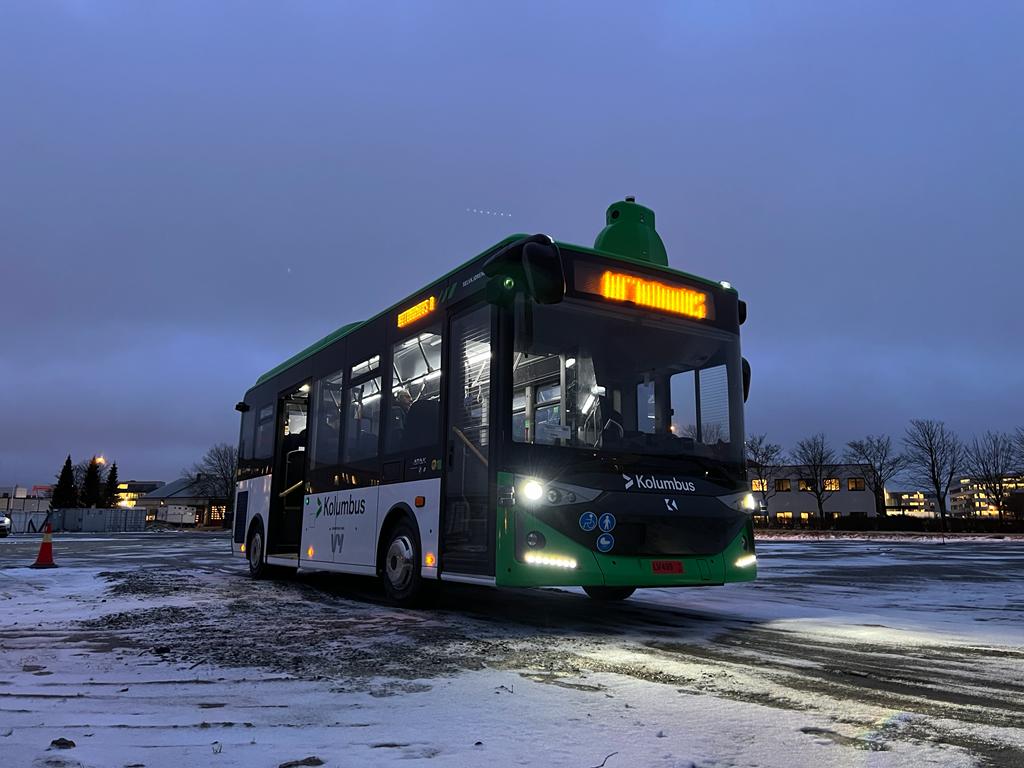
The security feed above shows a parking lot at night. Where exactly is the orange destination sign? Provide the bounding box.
[598,270,708,320]
[397,296,436,328]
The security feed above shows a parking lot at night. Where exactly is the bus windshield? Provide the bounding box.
[511,298,744,465]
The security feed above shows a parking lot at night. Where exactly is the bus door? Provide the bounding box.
[441,305,495,575]
[268,382,309,555]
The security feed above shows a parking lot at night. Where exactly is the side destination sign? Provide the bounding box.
[397,296,436,328]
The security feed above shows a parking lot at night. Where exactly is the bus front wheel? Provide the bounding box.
[583,586,636,601]
[247,524,268,580]
[381,519,423,605]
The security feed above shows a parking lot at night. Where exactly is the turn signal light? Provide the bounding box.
[425,552,437,567]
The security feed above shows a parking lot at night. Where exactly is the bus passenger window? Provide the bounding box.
[387,330,442,452]
[342,377,382,462]
[254,404,275,459]
[310,370,344,468]
[238,409,255,460]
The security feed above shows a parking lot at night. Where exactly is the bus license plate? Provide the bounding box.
[652,560,684,574]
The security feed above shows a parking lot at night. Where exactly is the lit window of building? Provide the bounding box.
[848,477,866,492]
[752,479,767,492]
[824,478,840,492]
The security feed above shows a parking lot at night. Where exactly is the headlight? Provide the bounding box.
[516,476,601,506]
[522,481,544,502]
[720,492,757,513]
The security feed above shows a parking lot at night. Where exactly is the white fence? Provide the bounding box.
[7,508,147,534]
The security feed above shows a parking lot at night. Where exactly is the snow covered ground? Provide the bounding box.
[1,534,1022,767]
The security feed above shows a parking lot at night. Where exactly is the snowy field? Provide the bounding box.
[1,534,1023,768]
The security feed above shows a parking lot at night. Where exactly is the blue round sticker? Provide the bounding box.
[579,511,598,532]
[596,533,615,553]
[598,513,616,533]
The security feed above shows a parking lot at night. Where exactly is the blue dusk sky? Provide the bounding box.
[1,1,1021,485]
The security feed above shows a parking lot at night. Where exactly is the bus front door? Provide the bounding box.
[268,383,309,556]
[441,305,494,576]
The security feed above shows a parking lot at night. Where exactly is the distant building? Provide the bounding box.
[115,480,165,508]
[136,477,227,527]
[885,490,938,518]
[950,475,1024,517]
[752,464,877,527]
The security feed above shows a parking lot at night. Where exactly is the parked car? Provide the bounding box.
[0,514,11,537]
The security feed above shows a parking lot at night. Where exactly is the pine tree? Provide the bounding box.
[80,456,103,508]
[51,455,80,510]
[102,462,120,508]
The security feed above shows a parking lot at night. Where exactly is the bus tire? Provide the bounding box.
[247,520,268,580]
[380,518,423,605]
[583,586,636,601]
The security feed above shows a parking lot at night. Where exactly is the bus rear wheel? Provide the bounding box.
[381,520,423,605]
[583,586,636,601]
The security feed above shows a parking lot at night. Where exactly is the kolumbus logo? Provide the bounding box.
[622,474,696,493]
[315,494,367,519]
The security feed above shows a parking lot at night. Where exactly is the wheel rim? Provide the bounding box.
[249,531,263,570]
[385,535,415,592]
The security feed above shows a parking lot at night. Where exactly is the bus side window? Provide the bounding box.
[387,329,443,453]
[310,370,344,468]
[636,380,656,434]
[254,404,275,459]
[697,364,730,443]
[238,409,255,460]
[669,371,697,438]
[342,376,382,463]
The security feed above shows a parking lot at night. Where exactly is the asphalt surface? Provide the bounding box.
[2,531,1023,766]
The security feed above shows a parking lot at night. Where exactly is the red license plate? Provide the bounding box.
[652,560,684,574]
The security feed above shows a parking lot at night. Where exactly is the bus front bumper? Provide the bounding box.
[495,510,757,589]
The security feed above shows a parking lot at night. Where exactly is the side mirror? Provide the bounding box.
[742,358,751,403]
[483,234,565,305]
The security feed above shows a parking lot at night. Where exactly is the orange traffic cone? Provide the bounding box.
[30,522,58,568]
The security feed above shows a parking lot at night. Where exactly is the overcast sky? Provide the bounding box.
[2,1,1022,486]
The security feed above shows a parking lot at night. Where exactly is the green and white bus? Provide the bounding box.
[232,198,757,603]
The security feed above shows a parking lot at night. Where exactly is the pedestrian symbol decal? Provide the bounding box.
[596,533,615,553]
[598,513,616,532]
[579,511,598,532]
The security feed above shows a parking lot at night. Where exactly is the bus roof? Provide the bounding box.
[252,235,735,389]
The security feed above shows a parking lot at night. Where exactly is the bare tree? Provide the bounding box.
[964,431,1016,522]
[1014,427,1024,474]
[183,443,238,506]
[746,434,785,515]
[903,419,963,531]
[792,433,840,528]
[845,435,907,518]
